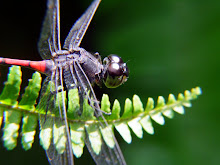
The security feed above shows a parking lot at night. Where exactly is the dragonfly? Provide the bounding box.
[0,0,129,165]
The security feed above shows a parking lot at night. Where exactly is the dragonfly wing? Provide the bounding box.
[63,0,101,51]
[38,0,61,60]
[38,76,74,165]
[46,141,68,165]
[84,123,126,165]
[71,61,127,165]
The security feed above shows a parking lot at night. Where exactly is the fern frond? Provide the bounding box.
[0,66,202,159]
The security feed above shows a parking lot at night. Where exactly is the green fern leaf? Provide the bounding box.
[20,71,41,150]
[1,66,22,150]
[0,66,41,150]
[0,65,202,161]
[115,98,132,143]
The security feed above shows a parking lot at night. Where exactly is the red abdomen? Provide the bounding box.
[0,58,51,74]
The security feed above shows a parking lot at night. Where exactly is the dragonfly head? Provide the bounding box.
[102,55,129,88]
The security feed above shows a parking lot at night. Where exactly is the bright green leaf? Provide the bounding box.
[70,122,85,158]
[100,124,115,148]
[128,117,143,138]
[133,95,144,114]
[21,114,38,150]
[140,115,154,135]
[115,122,132,143]
[86,124,102,155]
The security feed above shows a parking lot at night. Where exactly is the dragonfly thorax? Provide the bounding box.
[49,48,103,90]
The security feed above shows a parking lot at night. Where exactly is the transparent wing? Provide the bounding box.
[38,0,61,59]
[63,0,101,51]
[38,75,74,165]
[46,142,69,165]
[85,130,126,165]
[71,61,127,165]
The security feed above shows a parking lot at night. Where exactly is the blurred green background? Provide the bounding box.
[0,0,219,164]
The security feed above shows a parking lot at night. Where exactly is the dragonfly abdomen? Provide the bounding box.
[0,57,53,75]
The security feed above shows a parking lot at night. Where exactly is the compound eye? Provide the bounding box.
[108,63,123,76]
[103,62,129,88]
[108,55,124,64]
[102,54,129,88]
